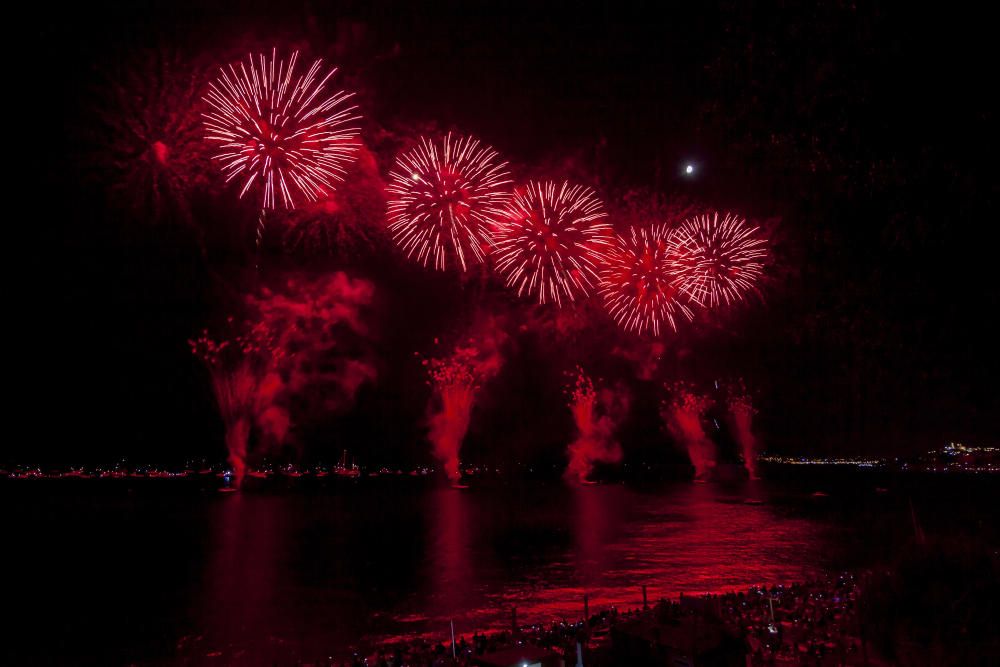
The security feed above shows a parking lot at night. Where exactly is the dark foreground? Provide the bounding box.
[346,572,875,666]
[3,470,999,665]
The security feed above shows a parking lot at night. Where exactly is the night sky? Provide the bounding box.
[13,0,998,467]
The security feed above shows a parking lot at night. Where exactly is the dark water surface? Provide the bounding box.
[4,472,997,665]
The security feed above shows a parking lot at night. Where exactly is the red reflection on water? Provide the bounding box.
[190,495,343,663]
[573,483,617,583]
[193,494,283,660]
[178,483,830,656]
[429,487,474,613]
[394,482,828,642]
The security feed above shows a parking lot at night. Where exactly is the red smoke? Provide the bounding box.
[726,381,759,479]
[191,320,285,485]
[425,317,506,483]
[192,272,376,486]
[280,143,388,257]
[662,385,716,480]
[612,339,667,381]
[565,369,629,483]
[426,359,476,483]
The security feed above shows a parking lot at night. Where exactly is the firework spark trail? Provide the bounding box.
[662,384,716,480]
[670,212,768,307]
[565,369,629,483]
[493,181,613,306]
[203,49,361,210]
[599,225,700,336]
[387,133,511,271]
[726,382,759,479]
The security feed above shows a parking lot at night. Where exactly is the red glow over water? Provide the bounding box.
[383,483,827,644]
[187,482,832,656]
[7,467,996,665]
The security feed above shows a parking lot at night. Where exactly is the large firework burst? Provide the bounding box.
[671,212,767,307]
[386,133,511,271]
[202,49,361,210]
[493,181,613,306]
[599,225,699,335]
[90,48,212,224]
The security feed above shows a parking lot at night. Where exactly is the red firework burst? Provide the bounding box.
[90,48,213,224]
[671,212,768,307]
[493,181,613,305]
[203,49,361,210]
[386,133,511,271]
[599,225,699,336]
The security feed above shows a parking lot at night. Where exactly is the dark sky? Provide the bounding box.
[11,1,999,466]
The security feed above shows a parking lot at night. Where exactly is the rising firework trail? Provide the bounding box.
[203,49,361,210]
[493,181,613,306]
[565,368,628,483]
[671,212,767,307]
[386,133,511,271]
[599,225,699,335]
[661,383,716,480]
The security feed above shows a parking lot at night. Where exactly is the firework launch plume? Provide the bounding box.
[493,181,613,306]
[387,133,511,271]
[424,318,506,483]
[726,381,759,479]
[203,49,361,210]
[599,225,699,335]
[670,212,767,307]
[425,356,477,483]
[191,272,376,485]
[190,320,286,485]
[565,368,629,483]
[661,383,716,480]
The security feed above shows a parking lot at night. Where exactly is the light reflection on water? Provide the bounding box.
[394,481,828,643]
[6,478,854,663]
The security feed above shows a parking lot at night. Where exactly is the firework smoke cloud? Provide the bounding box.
[565,368,630,483]
[425,316,507,483]
[191,272,376,485]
